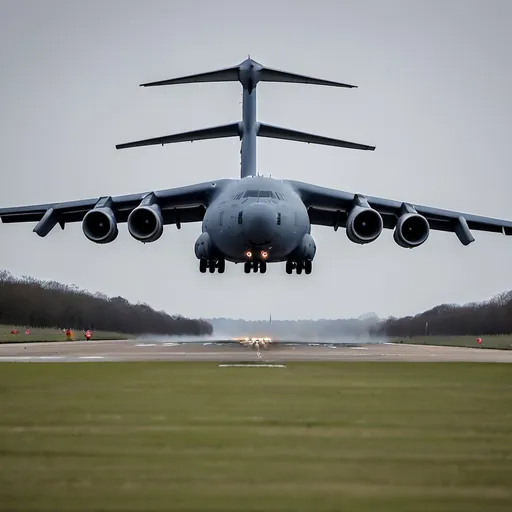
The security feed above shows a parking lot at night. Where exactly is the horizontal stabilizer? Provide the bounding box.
[139,58,356,90]
[256,123,375,151]
[116,122,242,149]
[140,66,240,87]
[259,67,356,88]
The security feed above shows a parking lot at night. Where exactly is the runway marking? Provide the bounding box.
[218,364,286,368]
[350,347,368,350]
[164,343,180,347]
[135,343,157,347]
[78,356,105,360]
[0,356,33,361]
[39,356,65,360]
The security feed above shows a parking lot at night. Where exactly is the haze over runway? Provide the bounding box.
[1,339,512,363]
[1,0,511,321]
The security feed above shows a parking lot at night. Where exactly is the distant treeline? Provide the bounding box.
[372,290,512,338]
[0,270,212,336]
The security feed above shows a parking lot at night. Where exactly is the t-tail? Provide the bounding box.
[116,57,376,178]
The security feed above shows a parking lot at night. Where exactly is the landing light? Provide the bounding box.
[261,251,268,258]
[246,251,252,258]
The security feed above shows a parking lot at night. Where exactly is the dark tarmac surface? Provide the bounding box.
[1,339,512,362]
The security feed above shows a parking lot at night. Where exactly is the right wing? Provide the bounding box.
[0,179,232,237]
[287,180,512,245]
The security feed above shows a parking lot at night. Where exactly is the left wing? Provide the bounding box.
[0,179,232,238]
[287,180,512,246]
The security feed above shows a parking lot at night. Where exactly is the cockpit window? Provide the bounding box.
[242,189,278,199]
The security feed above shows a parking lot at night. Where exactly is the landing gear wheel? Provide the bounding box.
[260,261,267,274]
[252,261,258,272]
[217,258,226,274]
[199,259,207,273]
[304,260,312,275]
[209,263,215,273]
[244,261,251,274]
[285,260,293,274]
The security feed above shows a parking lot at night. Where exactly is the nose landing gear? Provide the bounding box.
[244,260,267,274]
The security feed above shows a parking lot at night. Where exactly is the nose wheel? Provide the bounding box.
[199,258,225,274]
[286,259,312,275]
[244,260,267,274]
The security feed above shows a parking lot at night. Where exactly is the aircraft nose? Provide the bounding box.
[242,202,277,245]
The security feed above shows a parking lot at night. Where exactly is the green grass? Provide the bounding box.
[1,362,511,511]
[0,325,131,343]
[392,335,512,350]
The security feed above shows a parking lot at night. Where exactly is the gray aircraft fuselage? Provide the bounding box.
[198,176,314,264]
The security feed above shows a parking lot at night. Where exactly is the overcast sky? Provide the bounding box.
[1,0,511,321]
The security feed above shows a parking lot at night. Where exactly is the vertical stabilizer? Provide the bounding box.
[118,57,375,178]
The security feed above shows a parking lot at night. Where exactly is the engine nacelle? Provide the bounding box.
[82,207,118,244]
[346,206,383,244]
[194,232,215,260]
[127,204,164,243]
[393,213,430,248]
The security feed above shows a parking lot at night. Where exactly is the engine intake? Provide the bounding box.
[127,204,164,243]
[82,207,118,244]
[346,206,383,244]
[393,213,430,248]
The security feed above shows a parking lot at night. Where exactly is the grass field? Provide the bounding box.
[392,335,512,350]
[0,325,131,343]
[1,362,511,511]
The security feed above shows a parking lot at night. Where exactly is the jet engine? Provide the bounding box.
[127,204,164,243]
[82,207,118,244]
[346,206,383,244]
[393,213,430,248]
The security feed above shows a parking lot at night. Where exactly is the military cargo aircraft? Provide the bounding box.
[1,57,511,275]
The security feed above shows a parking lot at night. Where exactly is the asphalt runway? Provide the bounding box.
[1,339,512,362]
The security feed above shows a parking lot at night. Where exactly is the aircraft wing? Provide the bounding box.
[0,180,231,237]
[288,180,512,245]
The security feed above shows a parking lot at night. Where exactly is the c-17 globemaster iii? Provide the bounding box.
[1,57,511,275]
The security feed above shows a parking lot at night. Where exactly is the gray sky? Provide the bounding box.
[1,0,511,321]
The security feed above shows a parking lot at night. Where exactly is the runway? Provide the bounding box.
[1,339,512,362]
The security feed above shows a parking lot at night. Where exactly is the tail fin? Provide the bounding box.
[119,57,374,178]
[140,66,240,87]
[139,57,357,90]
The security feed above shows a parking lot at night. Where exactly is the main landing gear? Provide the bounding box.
[199,258,225,274]
[244,260,267,274]
[285,259,312,275]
